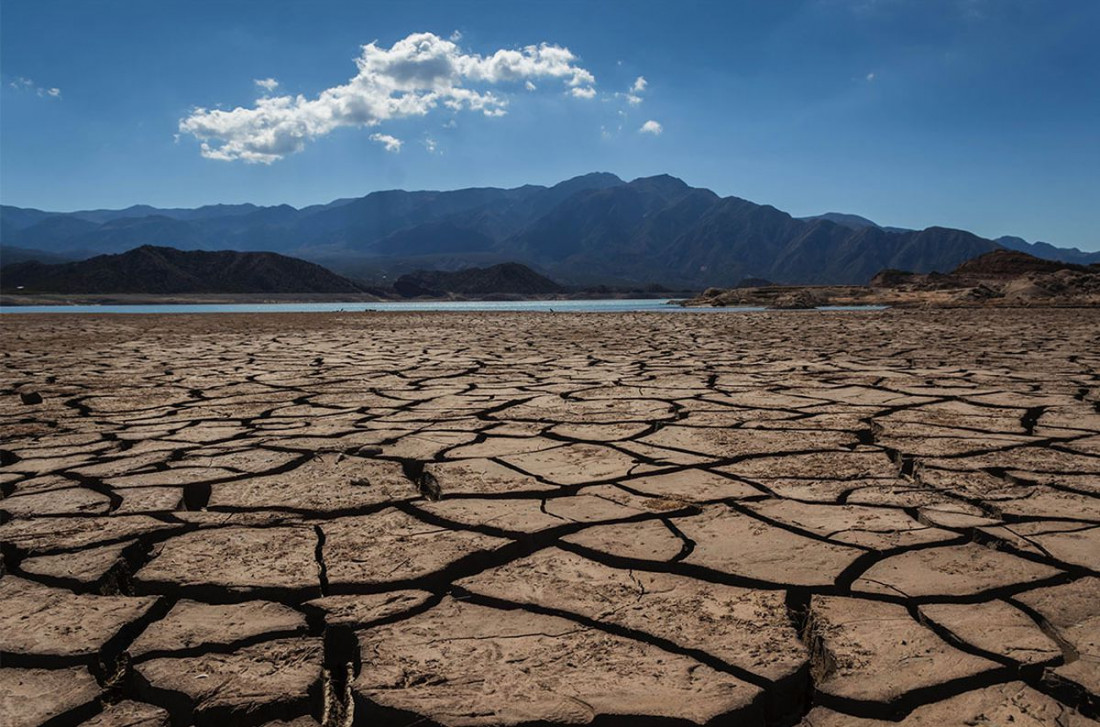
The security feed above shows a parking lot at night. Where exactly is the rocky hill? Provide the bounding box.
[687,250,1100,308]
[0,245,367,295]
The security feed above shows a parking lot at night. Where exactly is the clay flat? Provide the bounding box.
[0,309,1097,726]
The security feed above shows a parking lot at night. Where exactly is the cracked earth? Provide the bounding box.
[1,309,1098,727]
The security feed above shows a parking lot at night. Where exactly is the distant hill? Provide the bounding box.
[0,245,366,294]
[994,236,1100,266]
[393,263,563,298]
[0,245,77,266]
[798,212,879,229]
[3,172,1095,286]
[952,249,1090,278]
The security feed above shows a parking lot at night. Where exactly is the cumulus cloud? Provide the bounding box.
[180,32,599,163]
[369,132,403,152]
[254,78,279,92]
[617,75,647,106]
[640,119,663,135]
[9,77,61,99]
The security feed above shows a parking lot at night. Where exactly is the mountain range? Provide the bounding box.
[3,173,1096,287]
[797,212,1100,267]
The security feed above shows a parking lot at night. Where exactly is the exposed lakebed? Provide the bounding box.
[0,298,887,314]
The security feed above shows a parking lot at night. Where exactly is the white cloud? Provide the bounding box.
[423,136,439,153]
[9,77,61,99]
[866,72,876,81]
[368,132,403,152]
[639,119,663,135]
[254,78,279,92]
[180,32,599,163]
[615,75,647,106]
[450,30,463,41]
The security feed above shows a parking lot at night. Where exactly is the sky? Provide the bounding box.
[2,0,1098,250]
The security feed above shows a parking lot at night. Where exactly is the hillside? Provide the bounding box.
[951,249,1090,278]
[0,245,367,295]
[3,173,1094,286]
[392,263,564,298]
[689,250,1100,309]
[796,211,1100,266]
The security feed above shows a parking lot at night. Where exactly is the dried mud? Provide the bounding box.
[0,309,1097,726]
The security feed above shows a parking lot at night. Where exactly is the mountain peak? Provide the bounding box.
[800,212,880,230]
[564,172,623,185]
[628,174,689,192]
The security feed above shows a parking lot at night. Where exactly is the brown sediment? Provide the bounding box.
[0,308,1097,726]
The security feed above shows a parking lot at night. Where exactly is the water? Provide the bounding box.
[0,299,887,314]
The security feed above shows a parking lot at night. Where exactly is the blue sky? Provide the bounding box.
[2,0,1098,250]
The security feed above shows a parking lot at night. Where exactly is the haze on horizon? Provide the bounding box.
[1,0,1098,251]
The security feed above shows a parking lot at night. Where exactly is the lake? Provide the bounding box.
[0,299,887,314]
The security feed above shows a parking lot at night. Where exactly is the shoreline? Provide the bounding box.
[0,291,692,307]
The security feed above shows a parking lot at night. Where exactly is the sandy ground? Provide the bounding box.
[0,309,1097,727]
